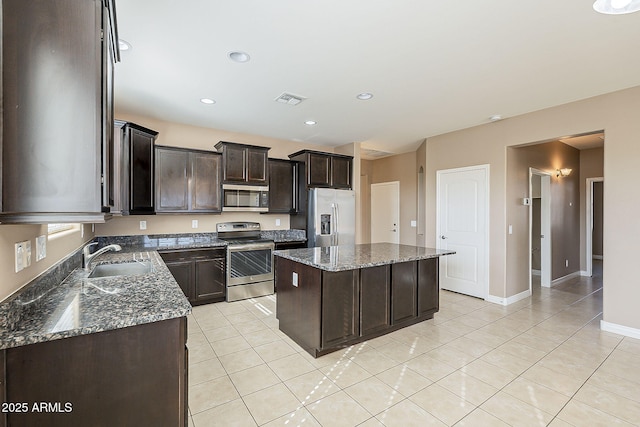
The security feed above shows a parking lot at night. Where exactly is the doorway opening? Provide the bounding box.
[529,169,552,291]
[586,177,604,277]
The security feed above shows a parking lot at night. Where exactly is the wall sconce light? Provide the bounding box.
[556,168,572,177]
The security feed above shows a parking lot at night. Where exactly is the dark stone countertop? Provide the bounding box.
[274,243,455,272]
[0,229,306,350]
[0,250,191,350]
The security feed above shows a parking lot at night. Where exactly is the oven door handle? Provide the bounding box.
[227,243,274,252]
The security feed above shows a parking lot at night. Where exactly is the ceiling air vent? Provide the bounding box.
[360,147,394,159]
[275,92,306,106]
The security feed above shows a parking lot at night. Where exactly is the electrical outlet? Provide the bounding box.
[139,221,147,230]
[192,220,198,229]
[565,259,569,267]
[275,218,281,227]
[36,235,47,261]
[292,272,298,287]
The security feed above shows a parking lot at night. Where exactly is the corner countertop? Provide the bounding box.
[0,250,191,350]
[274,243,455,272]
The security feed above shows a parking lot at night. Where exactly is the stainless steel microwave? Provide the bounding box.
[222,184,269,212]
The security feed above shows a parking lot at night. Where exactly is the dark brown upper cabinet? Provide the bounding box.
[267,159,297,213]
[113,121,158,215]
[155,146,222,213]
[288,150,353,189]
[0,0,119,223]
[214,141,270,185]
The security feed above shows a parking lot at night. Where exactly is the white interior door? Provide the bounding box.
[437,165,489,299]
[371,181,399,244]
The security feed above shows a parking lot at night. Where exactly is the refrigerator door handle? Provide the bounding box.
[335,203,339,246]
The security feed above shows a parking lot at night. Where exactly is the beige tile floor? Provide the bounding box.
[186,262,640,426]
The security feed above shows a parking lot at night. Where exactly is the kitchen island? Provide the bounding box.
[274,243,455,357]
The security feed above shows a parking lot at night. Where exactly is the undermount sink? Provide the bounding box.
[88,261,153,279]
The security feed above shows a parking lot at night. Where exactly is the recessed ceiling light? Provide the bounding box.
[304,120,317,126]
[228,51,251,63]
[200,98,216,104]
[356,93,374,100]
[118,39,131,51]
[593,0,640,14]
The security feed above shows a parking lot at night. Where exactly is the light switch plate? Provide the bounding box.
[275,218,281,227]
[139,221,147,230]
[410,220,417,227]
[192,220,198,229]
[36,235,47,261]
[15,242,24,272]
[24,241,32,268]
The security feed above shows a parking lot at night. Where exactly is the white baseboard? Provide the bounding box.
[486,289,531,306]
[593,255,603,260]
[531,269,541,276]
[601,320,640,339]
[580,270,589,277]
[551,271,581,287]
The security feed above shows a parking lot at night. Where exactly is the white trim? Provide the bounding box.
[550,271,581,286]
[593,255,603,260]
[585,177,604,277]
[531,269,541,276]
[580,270,590,277]
[601,320,640,340]
[436,164,490,300]
[486,289,531,306]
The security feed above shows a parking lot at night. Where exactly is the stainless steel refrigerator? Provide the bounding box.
[308,188,355,247]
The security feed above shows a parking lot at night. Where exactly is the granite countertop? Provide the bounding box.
[274,243,455,272]
[0,250,191,350]
[96,230,307,251]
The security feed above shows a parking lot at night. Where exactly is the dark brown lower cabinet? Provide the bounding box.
[321,270,359,348]
[391,261,418,325]
[2,318,187,427]
[418,258,439,316]
[161,249,226,305]
[360,265,391,336]
[276,256,440,358]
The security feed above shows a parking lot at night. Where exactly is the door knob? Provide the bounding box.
[441,235,447,239]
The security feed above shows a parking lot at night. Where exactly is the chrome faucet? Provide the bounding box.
[83,242,122,271]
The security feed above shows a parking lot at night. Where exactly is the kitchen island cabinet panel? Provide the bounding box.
[391,261,418,325]
[418,258,439,316]
[360,265,391,336]
[275,259,321,355]
[4,318,187,427]
[321,270,359,348]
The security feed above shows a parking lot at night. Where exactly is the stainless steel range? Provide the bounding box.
[216,222,274,302]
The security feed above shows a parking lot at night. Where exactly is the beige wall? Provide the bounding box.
[425,85,640,331]
[579,147,604,268]
[360,160,373,243]
[507,141,581,296]
[0,225,94,301]
[368,151,418,246]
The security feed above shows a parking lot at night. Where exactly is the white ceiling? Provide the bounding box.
[114,1,640,155]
